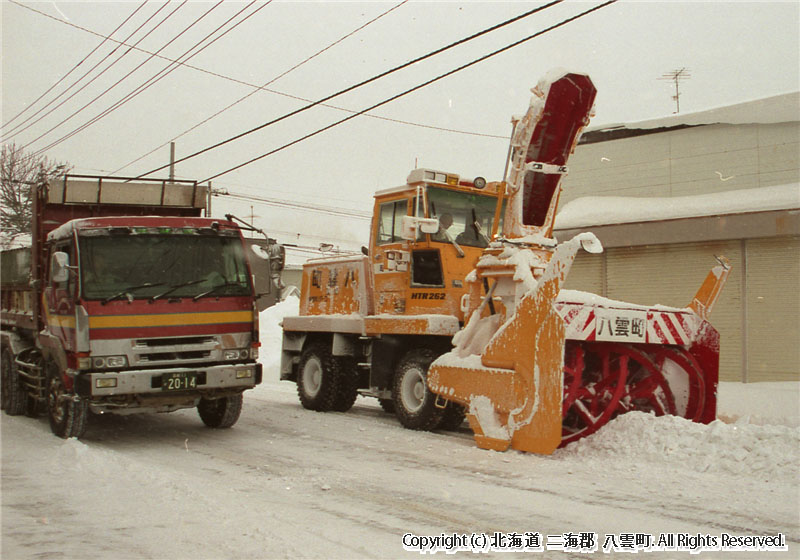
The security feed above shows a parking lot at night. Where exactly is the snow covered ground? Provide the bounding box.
[2,297,798,559]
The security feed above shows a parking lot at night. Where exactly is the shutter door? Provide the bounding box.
[604,241,744,382]
[562,252,604,295]
[745,236,800,382]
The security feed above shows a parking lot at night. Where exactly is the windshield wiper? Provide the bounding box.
[102,282,165,304]
[151,279,206,301]
[193,281,247,301]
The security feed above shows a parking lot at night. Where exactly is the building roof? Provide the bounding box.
[582,91,800,144]
[554,183,799,230]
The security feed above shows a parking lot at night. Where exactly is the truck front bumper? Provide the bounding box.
[74,362,262,398]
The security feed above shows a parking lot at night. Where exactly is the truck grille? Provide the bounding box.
[132,336,217,365]
[138,350,211,363]
[135,336,215,348]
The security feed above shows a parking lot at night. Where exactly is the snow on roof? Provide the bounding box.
[588,91,799,133]
[554,183,800,230]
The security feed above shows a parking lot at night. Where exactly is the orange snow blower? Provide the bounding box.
[281,70,730,455]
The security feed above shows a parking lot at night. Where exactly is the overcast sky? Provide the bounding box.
[2,1,798,258]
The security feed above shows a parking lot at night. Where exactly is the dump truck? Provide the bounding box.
[280,71,730,453]
[1,175,283,438]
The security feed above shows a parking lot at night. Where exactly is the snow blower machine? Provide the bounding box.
[280,70,730,454]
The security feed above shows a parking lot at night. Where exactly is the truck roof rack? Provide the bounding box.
[47,174,207,210]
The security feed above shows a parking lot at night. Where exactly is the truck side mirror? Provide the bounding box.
[51,251,71,283]
[401,216,439,240]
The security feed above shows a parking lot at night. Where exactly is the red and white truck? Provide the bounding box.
[1,175,282,438]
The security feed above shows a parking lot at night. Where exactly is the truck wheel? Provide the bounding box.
[437,403,466,431]
[1,347,26,416]
[378,398,395,414]
[393,348,445,431]
[297,343,341,412]
[332,358,359,413]
[198,394,243,428]
[46,365,88,439]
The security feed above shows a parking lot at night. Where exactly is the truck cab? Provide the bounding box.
[283,168,506,430]
[1,175,281,438]
[298,168,505,322]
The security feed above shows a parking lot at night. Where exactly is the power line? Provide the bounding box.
[18,0,201,152]
[110,0,409,175]
[200,0,618,183]
[136,0,567,178]
[1,1,149,132]
[4,1,180,143]
[31,1,271,156]
[8,0,510,148]
[220,190,371,220]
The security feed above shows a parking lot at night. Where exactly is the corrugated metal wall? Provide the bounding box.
[745,236,800,381]
[564,236,799,382]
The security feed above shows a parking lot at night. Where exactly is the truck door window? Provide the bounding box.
[376,199,407,245]
[51,243,73,293]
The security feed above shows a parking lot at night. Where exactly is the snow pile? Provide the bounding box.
[554,183,799,230]
[257,295,300,383]
[718,381,800,428]
[559,411,800,484]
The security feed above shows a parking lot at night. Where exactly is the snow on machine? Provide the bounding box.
[280,70,730,453]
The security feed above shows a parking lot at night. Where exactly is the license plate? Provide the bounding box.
[162,372,198,391]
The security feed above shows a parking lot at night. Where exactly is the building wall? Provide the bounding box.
[560,121,800,205]
[557,119,800,383]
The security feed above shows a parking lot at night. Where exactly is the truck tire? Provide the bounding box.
[332,358,359,413]
[392,348,445,431]
[297,343,341,412]
[378,398,395,414]
[437,403,466,431]
[46,365,88,439]
[198,394,243,428]
[1,347,26,416]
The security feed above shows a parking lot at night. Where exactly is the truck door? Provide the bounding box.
[371,197,410,314]
[44,241,77,352]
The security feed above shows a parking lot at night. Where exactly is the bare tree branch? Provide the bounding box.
[1,143,71,244]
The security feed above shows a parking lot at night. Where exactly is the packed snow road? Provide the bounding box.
[2,377,798,559]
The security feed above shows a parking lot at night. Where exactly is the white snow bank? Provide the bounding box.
[717,381,800,428]
[554,183,799,230]
[558,411,800,484]
[257,295,300,384]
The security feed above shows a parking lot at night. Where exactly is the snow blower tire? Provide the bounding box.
[297,343,342,412]
[393,348,445,431]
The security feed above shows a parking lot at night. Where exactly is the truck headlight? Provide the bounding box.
[96,377,118,388]
[224,349,250,361]
[92,356,128,369]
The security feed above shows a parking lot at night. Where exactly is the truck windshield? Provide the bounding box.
[426,186,504,248]
[79,234,251,301]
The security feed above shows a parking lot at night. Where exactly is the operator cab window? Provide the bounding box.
[426,187,503,248]
[376,199,407,245]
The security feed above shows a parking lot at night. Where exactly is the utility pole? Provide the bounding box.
[659,68,691,113]
[168,142,176,182]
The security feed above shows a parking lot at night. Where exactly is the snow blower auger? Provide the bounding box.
[427,71,731,454]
